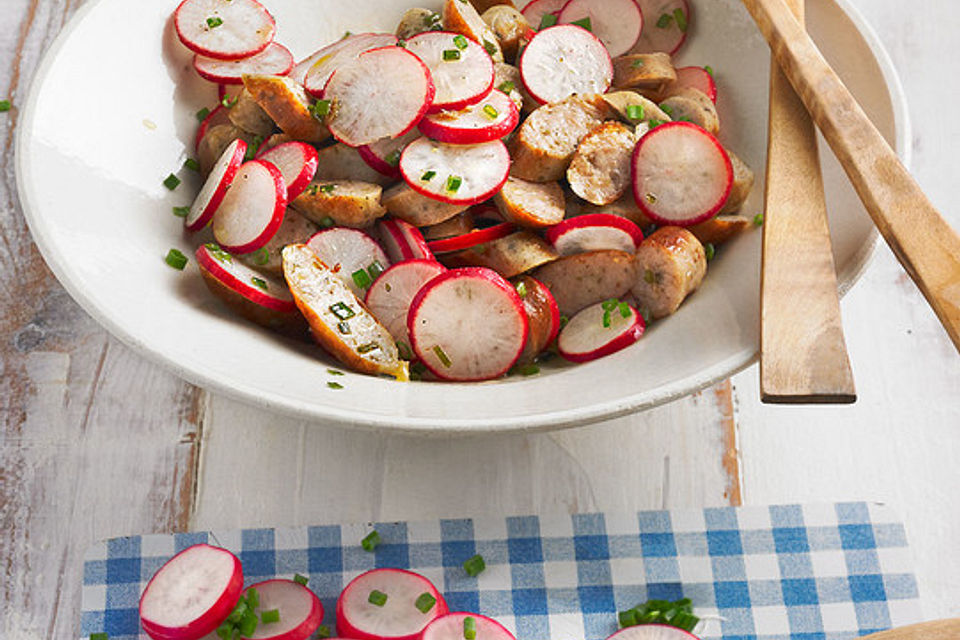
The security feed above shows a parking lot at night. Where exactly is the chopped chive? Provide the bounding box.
[625,104,645,121]
[602,298,619,312]
[433,345,452,368]
[515,280,528,298]
[261,609,280,624]
[337,321,351,335]
[361,529,381,551]
[443,49,462,61]
[184,158,200,172]
[539,13,558,29]
[343,31,352,38]
[704,65,714,76]
[357,342,380,354]
[421,170,437,182]
[240,610,259,638]
[647,118,662,129]
[207,16,223,28]
[308,184,319,196]
[312,99,332,119]
[517,363,540,376]
[327,381,344,390]
[251,276,268,291]
[559,314,569,329]
[631,59,645,69]
[660,104,674,116]
[328,368,345,376]
[245,135,263,161]
[753,212,764,226]
[571,17,592,31]
[415,592,437,613]
[397,340,414,360]
[90,634,109,640]
[483,39,498,56]
[320,184,336,194]
[368,590,388,606]
[0,100,12,112]
[196,107,211,122]
[673,8,688,32]
[251,247,270,265]
[352,269,373,290]
[462,554,485,577]
[163,174,181,190]
[329,302,356,320]
[165,249,188,270]
[173,206,190,218]
[205,243,233,263]
[498,80,515,94]
[385,149,402,167]
[453,35,469,50]
[656,13,673,28]
[446,175,463,192]
[319,216,335,228]
[317,625,332,638]
[482,104,499,119]
[367,261,385,280]
[221,93,238,108]
[619,609,639,628]
[619,302,631,318]
[463,617,477,640]
[602,310,612,328]
[704,243,715,261]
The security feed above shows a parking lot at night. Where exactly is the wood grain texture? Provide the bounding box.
[862,619,960,640]
[742,0,960,353]
[759,0,855,403]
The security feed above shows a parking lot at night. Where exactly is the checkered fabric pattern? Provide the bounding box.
[81,502,921,640]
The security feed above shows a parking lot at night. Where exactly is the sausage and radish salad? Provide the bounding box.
[170,0,756,383]
[130,539,702,640]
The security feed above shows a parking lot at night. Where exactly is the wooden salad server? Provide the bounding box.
[860,618,960,640]
[741,0,960,359]
[759,0,856,404]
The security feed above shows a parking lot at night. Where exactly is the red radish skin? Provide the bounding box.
[196,244,297,313]
[400,138,511,206]
[243,579,323,640]
[212,160,288,253]
[255,142,320,201]
[545,214,644,255]
[399,221,434,261]
[357,130,421,180]
[672,66,718,103]
[521,0,569,29]
[422,613,517,640]
[519,25,613,105]
[558,0,643,57]
[418,90,520,144]
[324,47,435,147]
[557,299,645,363]
[404,31,495,113]
[193,42,293,84]
[336,569,448,640]
[604,624,701,640]
[426,222,516,254]
[195,105,231,152]
[302,33,399,97]
[139,544,244,640]
[407,268,528,381]
[378,219,434,262]
[365,259,448,347]
[306,227,391,297]
[631,0,691,56]
[174,0,277,61]
[186,138,247,232]
[631,121,733,226]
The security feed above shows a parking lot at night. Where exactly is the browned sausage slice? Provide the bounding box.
[396,8,442,40]
[659,88,720,136]
[493,178,565,228]
[688,214,751,246]
[442,0,504,62]
[603,91,672,126]
[513,275,558,364]
[567,121,637,206]
[440,231,558,278]
[533,250,639,316]
[631,226,706,320]
[612,53,676,93]
[719,149,755,214]
[227,88,276,138]
[243,74,330,144]
[316,143,396,187]
[421,211,475,240]
[482,5,531,63]
[291,181,387,229]
[382,183,469,227]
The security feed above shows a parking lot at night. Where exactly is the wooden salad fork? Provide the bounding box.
[742,0,960,359]
[759,0,856,403]
[860,619,960,640]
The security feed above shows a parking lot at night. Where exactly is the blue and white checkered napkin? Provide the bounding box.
[81,502,921,640]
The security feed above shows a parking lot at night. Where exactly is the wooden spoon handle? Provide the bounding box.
[760,0,856,403]
[860,619,960,640]
[742,0,960,354]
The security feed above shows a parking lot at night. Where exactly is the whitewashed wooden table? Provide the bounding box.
[2,1,959,637]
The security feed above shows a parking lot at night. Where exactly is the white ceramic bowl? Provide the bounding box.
[17,0,909,433]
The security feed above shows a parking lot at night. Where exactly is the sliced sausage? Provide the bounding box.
[442,0,505,62]
[612,53,676,93]
[688,214,751,246]
[631,226,706,320]
[198,264,305,336]
[239,208,320,276]
[719,149,755,214]
[243,74,330,144]
[659,88,720,136]
[470,0,516,13]
[316,143,396,187]
[494,62,531,114]
[257,132,294,154]
[493,177,565,228]
[421,211,475,240]
[567,121,637,206]
[197,124,255,175]
[396,8,443,40]
[533,250,639,316]
[227,88,276,138]
[603,91,672,126]
[574,193,654,229]
[291,181,387,229]
[382,183,469,227]
[482,5,531,63]
[441,231,558,278]
[512,275,558,364]
[509,94,609,182]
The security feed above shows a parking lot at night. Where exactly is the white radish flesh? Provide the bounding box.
[558,0,643,57]
[557,299,644,363]
[400,137,510,206]
[422,614,515,640]
[631,122,732,226]
[256,142,320,201]
[408,267,528,381]
[357,129,421,180]
[604,625,700,640]
[672,66,717,102]
[174,0,277,61]
[365,259,447,348]
[545,214,644,256]
[187,138,247,232]
[336,568,448,640]
[306,228,390,298]
[212,160,288,253]
[519,24,613,105]
[378,219,434,263]
[324,47,435,147]
[244,579,323,640]
[302,33,399,97]
[139,544,243,640]
[404,31,495,112]
[193,42,293,84]
[418,90,519,144]
[631,0,690,56]
[521,0,568,30]
[197,243,297,312]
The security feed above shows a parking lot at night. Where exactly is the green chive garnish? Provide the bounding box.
[173,206,190,218]
[261,609,280,624]
[421,170,437,182]
[221,94,238,108]
[328,368,345,376]
[320,184,336,193]
[90,634,109,640]
[368,261,385,280]
[397,340,414,360]
[517,363,540,376]
[251,247,270,265]
[626,104,644,121]
[329,302,356,320]
[602,310,612,328]
[357,342,380,354]
[515,281,527,298]
[656,13,673,28]
[602,298,619,312]
[446,175,462,192]
[415,592,437,613]
[753,212,765,226]
[498,81,515,94]
[368,590,388,606]
[205,243,232,263]
[247,589,260,608]
[312,99,332,119]
[317,625,332,638]
[327,381,344,390]
[165,249,188,270]
[352,269,373,290]
[163,174,181,190]
[453,35,469,50]
[571,17,592,31]
[319,216,335,228]
[619,302,631,318]
[674,8,688,32]
[539,13,558,30]
[385,149,402,167]
[443,49,462,61]
[648,119,662,129]
[704,243,715,261]
[245,136,263,161]
[196,107,211,122]
[361,529,381,551]
[631,59,645,69]
[433,345,452,368]
[463,617,477,640]
[184,158,200,172]
[704,65,714,76]
[482,104,499,119]
[661,104,674,116]
[619,609,639,628]
[207,16,223,28]
[559,314,569,329]
[483,39,498,56]
[337,321,351,335]
[462,554,485,577]
[0,100,12,112]
[251,276,268,291]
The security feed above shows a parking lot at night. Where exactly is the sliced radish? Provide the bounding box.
[378,219,434,263]
[306,227,390,297]
[195,104,231,152]
[243,579,323,640]
[426,222,516,255]
[522,0,569,30]
[139,544,243,640]
[400,138,510,206]
[631,121,732,226]
[557,299,645,363]
[365,259,448,348]
[193,42,293,84]
[197,243,297,313]
[324,47,435,147]
[545,214,644,256]
[186,138,247,232]
[519,24,613,105]
[212,159,287,253]
[256,142,319,201]
[357,129,421,180]
[418,90,519,144]
[408,267,528,381]
[422,614,516,640]
[174,0,277,61]
[404,31,495,112]
[558,0,642,57]
[302,33,400,97]
[515,275,562,362]
[604,625,700,640]
[631,0,690,56]
[672,66,717,103]
[336,568,448,640]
